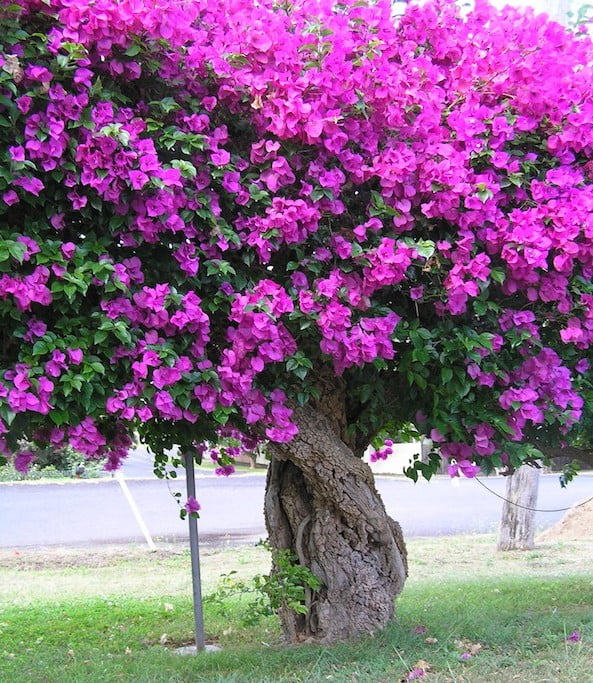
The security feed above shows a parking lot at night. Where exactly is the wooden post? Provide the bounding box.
[497,464,541,551]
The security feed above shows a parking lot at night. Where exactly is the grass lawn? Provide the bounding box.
[1,536,592,682]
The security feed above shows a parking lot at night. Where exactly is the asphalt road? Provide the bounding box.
[1,470,591,549]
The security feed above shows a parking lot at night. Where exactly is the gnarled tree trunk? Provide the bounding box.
[264,402,408,643]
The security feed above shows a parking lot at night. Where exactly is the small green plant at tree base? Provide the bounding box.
[205,541,322,626]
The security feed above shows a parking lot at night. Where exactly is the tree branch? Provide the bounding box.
[538,445,593,469]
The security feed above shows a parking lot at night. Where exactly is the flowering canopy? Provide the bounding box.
[1,0,592,478]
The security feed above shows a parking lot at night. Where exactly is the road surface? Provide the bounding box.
[1,470,591,549]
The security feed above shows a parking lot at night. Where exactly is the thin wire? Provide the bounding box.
[474,476,593,513]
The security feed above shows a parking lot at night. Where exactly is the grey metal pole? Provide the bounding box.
[185,453,206,652]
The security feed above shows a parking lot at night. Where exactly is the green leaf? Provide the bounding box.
[64,284,77,301]
[0,406,16,426]
[94,330,109,345]
[213,407,230,425]
[415,240,436,259]
[414,374,427,390]
[112,324,131,344]
[490,268,505,285]
[294,366,308,380]
[296,392,308,406]
[124,42,142,57]
[0,240,27,263]
[90,361,105,375]
[359,383,373,403]
[31,340,49,356]
[404,465,419,482]
[50,409,69,426]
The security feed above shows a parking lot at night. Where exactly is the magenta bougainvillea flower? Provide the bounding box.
[13,450,36,474]
[184,496,201,515]
[1,0,592,489]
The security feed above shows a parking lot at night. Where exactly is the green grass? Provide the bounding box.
[1,537,592,682]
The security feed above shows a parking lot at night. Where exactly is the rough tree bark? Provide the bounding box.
[264,402,408,644]
[497,464,540,552]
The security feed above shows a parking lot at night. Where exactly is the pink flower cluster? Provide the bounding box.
[221,281,298,440]
[369,439,394,463]
[1,0,593,480]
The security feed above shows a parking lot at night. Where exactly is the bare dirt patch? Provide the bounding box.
[0,542,199,570]
[537,497,593,542]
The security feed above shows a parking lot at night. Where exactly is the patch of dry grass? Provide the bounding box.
[2,534,592,609]
[406,535,593,582]
[0,542,271,606]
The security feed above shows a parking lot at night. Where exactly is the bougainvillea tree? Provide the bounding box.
[2,0,593,641]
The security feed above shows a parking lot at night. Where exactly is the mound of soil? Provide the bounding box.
[538,497,593,542]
